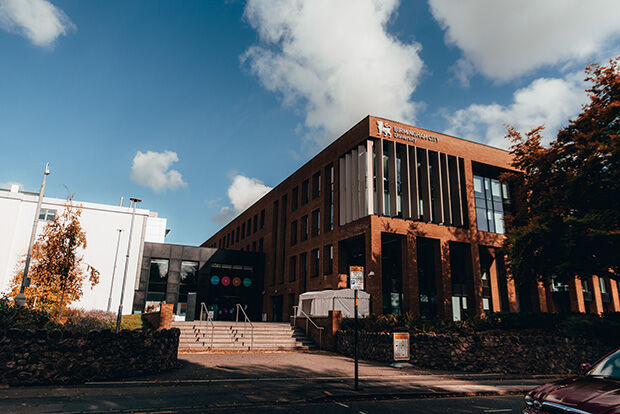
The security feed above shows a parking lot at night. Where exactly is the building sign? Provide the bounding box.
[393,332,410,361]
[232,277,241,287]
[210,275,220,285]
[349,266,364,290]
[221,276,231,286]
[243,277,252,287]
[376,120,439,144]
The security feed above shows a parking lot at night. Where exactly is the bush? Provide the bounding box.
[61,308,116,331]
[341,311,620,345]
[0,296,60,330]
[121,313,153,330]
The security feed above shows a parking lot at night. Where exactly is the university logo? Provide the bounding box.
[376,120,392,137]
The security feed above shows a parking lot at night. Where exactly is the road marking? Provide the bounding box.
[484,410,512,413]
[335,402,349,408]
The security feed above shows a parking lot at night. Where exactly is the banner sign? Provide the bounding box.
[349,266,364,290]
[393,332,410,361]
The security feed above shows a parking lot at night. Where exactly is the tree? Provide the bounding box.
[9,199,100,318]
[503,57,619,287]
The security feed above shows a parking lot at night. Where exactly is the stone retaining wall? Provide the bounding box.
[0,328,180,385]
[336,330,614,374]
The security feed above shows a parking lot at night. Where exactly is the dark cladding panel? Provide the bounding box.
[409,146,419,220]
[448,155,463,226]
[440,153,452,225]
[458,157,469,227]
[428,151,443,224]
[417,148,431,222]
[400,144,411,219]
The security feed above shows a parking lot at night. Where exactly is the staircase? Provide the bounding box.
[173,321,316,351]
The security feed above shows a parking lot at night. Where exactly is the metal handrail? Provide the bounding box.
[200,302,214,349]
[235,304,254,350]
[292,305,324,350]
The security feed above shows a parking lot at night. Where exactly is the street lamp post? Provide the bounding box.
[116,198,141,333]
[106,229,123,312]
[15,162,50,307]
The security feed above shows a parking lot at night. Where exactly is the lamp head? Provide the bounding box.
[44,162,50,175]
[129,197,142,203]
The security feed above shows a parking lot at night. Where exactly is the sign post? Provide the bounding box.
[349,266,363,391]
[354,288,359,390]
[392,332,411,367]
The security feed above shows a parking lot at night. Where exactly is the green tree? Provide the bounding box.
[503,57,619,287]
[10,199,100,319]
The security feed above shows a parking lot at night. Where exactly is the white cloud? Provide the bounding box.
[241,0,424,146]
[445,73,587,148]
[212,174,272,224]
[130,150,187,193]
[0,0,74,47]
[429,0,620,81]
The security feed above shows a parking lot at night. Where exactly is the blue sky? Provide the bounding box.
[1,0,619,245]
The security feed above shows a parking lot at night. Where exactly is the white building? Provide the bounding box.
[0,185,167,313]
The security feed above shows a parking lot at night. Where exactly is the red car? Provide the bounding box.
[524,349,620,414]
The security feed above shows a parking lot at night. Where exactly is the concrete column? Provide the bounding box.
[366,140,374,215]
[590,275,604,315]
[339,157,346,225]
[358,144,367,218]
[418,148,431,221]
[470,242,484,318]
[388,141,397,217]
[351,147,359,221]
[408,146,419,220]
[488,250,501,313]
[609,279,620,312]
[533,280,549,313]
[365,220,382,314]
[568,276,586,313]
[506,274,519,313]
[401,145,411,219]
[345,152,352,224]
[376,139,385,216]
[437,240,452,320]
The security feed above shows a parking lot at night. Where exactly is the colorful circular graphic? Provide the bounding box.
[243,277,252,287]
[221,276,231,286]
[210,275,220,285]
[232,277,241,287]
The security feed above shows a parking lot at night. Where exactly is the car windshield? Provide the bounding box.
[588,350,620,380]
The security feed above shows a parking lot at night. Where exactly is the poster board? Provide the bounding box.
[349,266,364,290]
[393,332,410,361]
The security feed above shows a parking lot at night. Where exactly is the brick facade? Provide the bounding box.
[202,116,620,321]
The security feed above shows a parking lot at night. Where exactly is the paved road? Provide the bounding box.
[0,352,550,413]
[201,395,526,413]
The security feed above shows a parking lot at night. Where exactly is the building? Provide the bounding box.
[0,185,167,312]
[201,116,620,321]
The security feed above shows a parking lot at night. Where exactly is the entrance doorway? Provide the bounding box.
[381,233,403,315]
[417,237,439,319]
[271,295,283,322]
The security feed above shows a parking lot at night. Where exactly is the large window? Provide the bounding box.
[325,164,334,231]
[301,179,310,205]
[473,175,511,234]
[290,220,298,246]
[177,261,198,317]
[310,248,320,277]
[312,171,321,199]
[292,187,299,211]
[301,215,308,241]
[323,245,333,275]
[311,209,320,237]
[146,259,169,309]
[289,256,297,282]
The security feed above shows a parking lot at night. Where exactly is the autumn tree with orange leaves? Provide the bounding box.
[9,200,100,319]
[502,57,619,289]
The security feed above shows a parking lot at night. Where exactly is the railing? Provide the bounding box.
[200,302,214,350]
[292,305,324,350]
[235,304,254,350]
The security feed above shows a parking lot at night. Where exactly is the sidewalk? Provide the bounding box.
[0,351,561,413]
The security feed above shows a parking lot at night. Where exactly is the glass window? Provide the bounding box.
[311,209,320,237]
[146,259,169,308]
[310,248,320,277]
[491,179,502,199]
[300,253,307,279]
[301,215,308,241]
[177,261,198,317]
[312,172,321,199]
[38,208,57,221]
[289,256,297,282]
[482,298,490,311]
[301,180,309,205]
[290,221,298,246]
[323,245,333,275]
[260,209,265,229]
[292,187,299,211]
[599,277,608,294]
[473,176,483,195]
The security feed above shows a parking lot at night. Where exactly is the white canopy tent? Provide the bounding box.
[297,289,370,318]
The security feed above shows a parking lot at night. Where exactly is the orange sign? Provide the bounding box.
[393,332,410,361]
